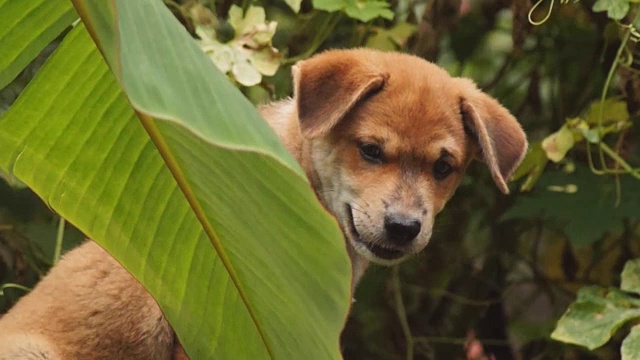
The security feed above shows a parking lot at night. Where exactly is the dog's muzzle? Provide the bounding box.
[345,204,408,264]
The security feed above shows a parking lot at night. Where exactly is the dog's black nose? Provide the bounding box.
[384,214,421,245]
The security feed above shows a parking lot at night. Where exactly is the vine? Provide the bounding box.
[528,0,575,26]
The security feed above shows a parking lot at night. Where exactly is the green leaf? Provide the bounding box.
[502,166,640,246]
[313,0,346,12]
[313,0,394,22]
[345,0,393,22]
[551,286,640,350]
[510,141,548,191]
[541,125,575,163]
[585,98,630,125]
[366,23,417,51]
[0,0,78,89]
[593,0,630,20]
[578,127,601,143]
[621,259,640,296]
[284,0,302,13]
[1,1,351,359]
[622,325,640,360]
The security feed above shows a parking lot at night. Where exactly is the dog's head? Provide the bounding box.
[292,49,527,266]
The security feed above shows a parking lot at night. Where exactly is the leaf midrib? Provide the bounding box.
[137,112,276,358]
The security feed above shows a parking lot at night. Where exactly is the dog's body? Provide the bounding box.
[0,242,177,360]
[0,49,526,359]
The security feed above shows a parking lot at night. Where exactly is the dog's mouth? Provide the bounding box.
[345,204,406,263]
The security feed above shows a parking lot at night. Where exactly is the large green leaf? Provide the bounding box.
[0,1,351,359]
[502,166,640,246]
[0,0,77,89]
[551,286,640,350]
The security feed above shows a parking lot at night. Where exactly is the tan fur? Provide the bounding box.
[0,242,174,359]
[262,49,527,280]
[0,49,527,359]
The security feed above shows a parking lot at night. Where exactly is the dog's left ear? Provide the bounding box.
[459,81,528,194]
[292,50,388,139]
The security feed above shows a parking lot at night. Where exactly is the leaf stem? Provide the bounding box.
[584,10,640,201]
[595,27,632,172]
[392,265,414,360]
[0,283,31,296]
[53,216,65,265]
[600,142,640,179]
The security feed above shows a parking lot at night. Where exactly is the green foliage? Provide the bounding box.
[510,142,547,191]
[198,5,281,86]
[552,259,640,358]
[552,286,640,349]
[622,325,640,360]
[0,0,77,89]
[284,0,301,13]
[503,166,640,245]
[622,259,640,294]
[312,0,393,22]
[585,98,631,126]
[542,123,575,163]
[519,98,635,190]
[2,0,640,359]
[366,23,416,51]
[593,0,631,20]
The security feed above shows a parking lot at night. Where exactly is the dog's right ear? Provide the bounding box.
[293,51,388,139]
[458,80,528,194]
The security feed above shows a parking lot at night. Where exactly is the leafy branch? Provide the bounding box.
[552,259,640,359]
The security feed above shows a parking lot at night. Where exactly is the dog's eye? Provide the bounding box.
[359,143,383,163]
[433,159,454,180]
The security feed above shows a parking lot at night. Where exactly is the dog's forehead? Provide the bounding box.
[351,58,469,161]
[375,52,458,90]
[379,55,463,121]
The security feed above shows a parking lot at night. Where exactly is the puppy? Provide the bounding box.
[261,49,527,283]
[0,49,527,359]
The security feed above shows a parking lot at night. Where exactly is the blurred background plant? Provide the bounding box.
[2,0,640,359]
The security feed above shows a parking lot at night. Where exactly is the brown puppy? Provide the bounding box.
[0,49,527,359]
[262,49,527,283]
